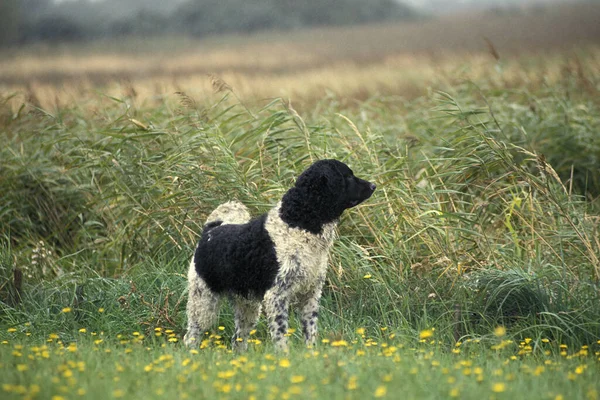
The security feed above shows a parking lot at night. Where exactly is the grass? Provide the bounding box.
[1,6,600,397]
[2,326,599,400]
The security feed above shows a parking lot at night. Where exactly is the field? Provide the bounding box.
[2,2,600,399]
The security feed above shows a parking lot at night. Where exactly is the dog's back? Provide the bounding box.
[205,200,251,226]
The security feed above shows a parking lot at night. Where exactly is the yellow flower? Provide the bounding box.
[168,337,178,343]
[347,376,358,390]
[494,326,506,337]
[374,386,387,398]
[16,364,28,372]
[450,388,460,398]
[218,326,225,331]
[7,328,17,333]
[356,327,365,335]
[98,308,105,313]
[62,307,72,313]
[290,375,305,384]
[363,274,372,279]
[331,340,348,347]
[78,328,87,333]
[419,329,434,340]
[279,359,291,368]
[492,383,506,393]
[112,389,125,398]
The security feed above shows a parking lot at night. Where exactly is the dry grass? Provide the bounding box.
[1,2,599,110]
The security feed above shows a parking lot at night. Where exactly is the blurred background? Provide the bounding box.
[1,0,599,107]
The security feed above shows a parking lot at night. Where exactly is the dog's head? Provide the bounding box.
[281,159,376,233]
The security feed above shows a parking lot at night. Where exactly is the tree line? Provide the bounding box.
[0,0,418,46]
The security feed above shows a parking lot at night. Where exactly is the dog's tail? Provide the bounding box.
[204,200,251,226]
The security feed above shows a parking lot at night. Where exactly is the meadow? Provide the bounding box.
[2,3,600,399]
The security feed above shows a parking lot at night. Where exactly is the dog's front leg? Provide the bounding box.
[299,280,324,347]
[264,283,290,352]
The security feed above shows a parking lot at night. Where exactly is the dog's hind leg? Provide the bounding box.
[232,297,262,351]
[264,283,290,352]
[184,260,220,347]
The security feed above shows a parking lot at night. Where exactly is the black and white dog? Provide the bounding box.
[184,159,376,351]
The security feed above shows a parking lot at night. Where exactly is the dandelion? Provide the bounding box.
[347,376,358,390]
[168,337,178,343]
[492,383,506,393]
[290,375,305,384]
[356,327,365,335]
[331,340,348,347]
[78,328,87,333]
[16,364,28,372]
[450,388,460,398]
[363,274,372,279]
[113,389,125,398]
[419,329,434,340]
[374,386,387,397]
[62,307,72,313]
[494,326,506,337]
[98,308,105,313]
[7,328,17,333]
[218,326,225,331]
[279,359,291,368]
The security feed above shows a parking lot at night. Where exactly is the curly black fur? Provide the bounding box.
[280,159,376,234]
[195,214,278,299]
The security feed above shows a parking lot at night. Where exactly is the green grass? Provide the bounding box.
[1,327,598,400]
[1,51,600,399]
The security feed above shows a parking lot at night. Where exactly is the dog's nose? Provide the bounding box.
[369,182,377,192]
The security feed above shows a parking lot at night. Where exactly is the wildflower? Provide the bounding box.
[279,359,291,368]
[218,326,225,331]
[98,308,105,313]
[168,337,178,343]
[363,274,372,279]
[16,364,28,372]
[492,383,506,393]
[494,326,506,337]
[62,307,72,313]
[347,376,358,390]
[419,329,434,340]
[374,386,387,397]
[356,327,365,335]
[78,328,87,333]
[290,375,305,384]
[7,328,17,333]
[113,389,125,398]
[450,388,460,398]
[331,340,348,347]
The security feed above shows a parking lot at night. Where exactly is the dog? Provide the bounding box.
[184,159,376,351]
